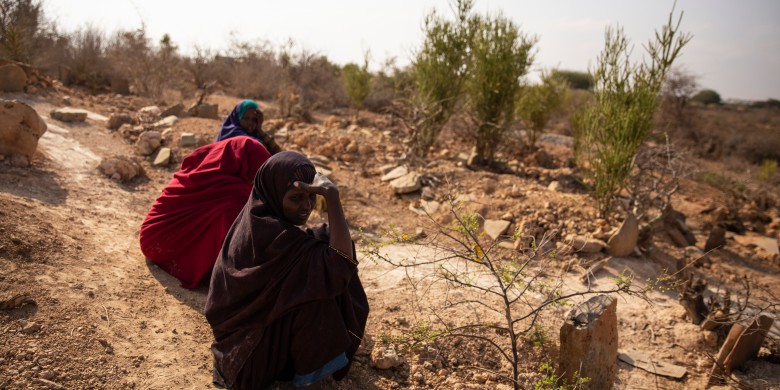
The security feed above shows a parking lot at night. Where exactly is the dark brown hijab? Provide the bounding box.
[205,151,368,387]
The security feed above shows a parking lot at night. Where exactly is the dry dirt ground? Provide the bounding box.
[1,86,779,390]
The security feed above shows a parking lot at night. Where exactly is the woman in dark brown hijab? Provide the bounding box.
[205,151,368,389]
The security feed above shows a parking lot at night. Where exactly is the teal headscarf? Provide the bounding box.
[238,99,260,121]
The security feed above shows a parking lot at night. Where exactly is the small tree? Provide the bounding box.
[551,70,594,90]
[465,13,535,165]
[341,57,372,118]
[659,67,698,130]
[406,0,474,157]
[574,7,691,215]
[0,0,48,63]
[691,89,721,105]
[365,199,651,390]
[517,70,568,148]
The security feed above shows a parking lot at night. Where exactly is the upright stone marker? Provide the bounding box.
[559,294,618,389]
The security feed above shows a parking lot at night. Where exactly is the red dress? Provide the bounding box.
[140,137,271,288]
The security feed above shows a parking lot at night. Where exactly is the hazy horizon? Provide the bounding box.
[42,0,780,101]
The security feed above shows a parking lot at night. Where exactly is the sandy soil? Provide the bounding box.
[1,88,779,390]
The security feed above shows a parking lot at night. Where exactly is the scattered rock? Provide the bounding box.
[381,166,408,182]
[484,219,511,240]
[152,115,178,130]
[180,133,198,147]
[547,181,560,192]
[137,106,162,124]
[0,99,47,163]
[188,103,219,119]
[161,103,184,118]
[135,131,162,156]
[606,213,638,256]
[98,156,143,182]
[704,225,727,252]
[39,370,56,380]
[21,321,41,334]
[107,113,133,130]
[0,294,36,310]
[568,235,606,254]
[161,128,174,144]
[371,344,404,369]
[390,172,421,194]
[50,107,88,122]
[34,378,64,390]
[420,186,436,201]
[152,148,171,166]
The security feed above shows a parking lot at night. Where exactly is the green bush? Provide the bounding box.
[751,98,780,109]
[407,0,473,157]
[574,7,691,214]
[691,89,721,105]
[551,70,593,90]
[341,58,372,113]
[756,159,777,185]
[517,70,568,147]
[465,13,535,165]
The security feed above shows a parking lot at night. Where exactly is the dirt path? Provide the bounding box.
[3,97,214,388]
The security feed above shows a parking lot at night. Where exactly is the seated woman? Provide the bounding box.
[140,137,271,288]
[215,99,282,155]
[205,151,369,389]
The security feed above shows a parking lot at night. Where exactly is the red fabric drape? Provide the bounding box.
[140,137,271,288]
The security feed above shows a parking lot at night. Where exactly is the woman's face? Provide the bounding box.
[282,186,316,225]
[239,108,264,133]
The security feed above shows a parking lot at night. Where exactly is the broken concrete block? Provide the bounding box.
[180,132,197,147]
[559,294,618,389]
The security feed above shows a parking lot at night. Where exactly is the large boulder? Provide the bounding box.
[0,64,27,92]
[0,100,47,163]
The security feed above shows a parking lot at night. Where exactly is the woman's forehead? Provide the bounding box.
[284,186,309,197]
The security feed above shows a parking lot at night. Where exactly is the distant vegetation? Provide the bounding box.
[551,70,594,90]
[1,0,778,189]
[691,89,722,105]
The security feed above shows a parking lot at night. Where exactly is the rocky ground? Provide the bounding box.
[1,81,779,389]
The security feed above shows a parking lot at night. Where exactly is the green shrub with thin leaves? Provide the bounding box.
[341,58,372,114]
[407,0,474,157]
[574,7,691,215]
[465,13,535,165]
[517,70,568,148]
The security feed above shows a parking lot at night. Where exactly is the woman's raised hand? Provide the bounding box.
[293,173,339,199]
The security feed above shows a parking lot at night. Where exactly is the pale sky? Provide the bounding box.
[43,0,780,101]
